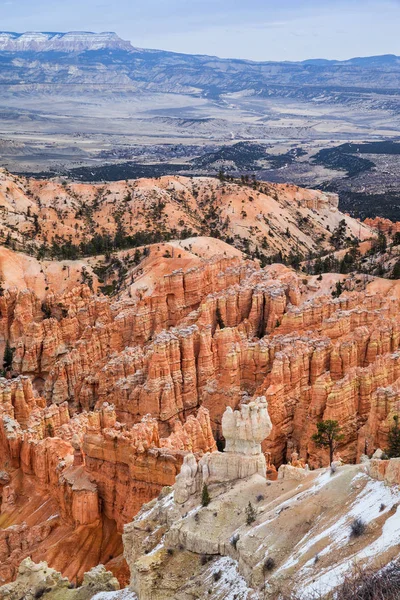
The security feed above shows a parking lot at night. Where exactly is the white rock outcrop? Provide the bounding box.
[174,453,199,504]
[0,558,120,600]
[222,397,272,456]
[278,464,309,481]
[174,397,272,504]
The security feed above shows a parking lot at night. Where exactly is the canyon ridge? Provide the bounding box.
[1,168,400,598]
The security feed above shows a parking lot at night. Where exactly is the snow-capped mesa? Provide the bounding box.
[0,31,134,52]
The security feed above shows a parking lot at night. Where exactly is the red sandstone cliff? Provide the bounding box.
[364,216,400,234]
[0,171,394,586]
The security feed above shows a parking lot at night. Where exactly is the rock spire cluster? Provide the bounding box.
[0,172,398,587]
[174,397,272,503]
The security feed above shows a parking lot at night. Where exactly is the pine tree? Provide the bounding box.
[216,306,225,329]
[201,483,210,507]
[332,280,344,298]
[393,232,400,246]
[392,260,400,280]
[246,501,256,525]
[331,219,347,249]
[376,232,387,253]
[387,415,400,458]
[46,423,55,438]
[314,257,323,275]
[312,420,344,465]
[3,340,14,372]
[33,214,40,234]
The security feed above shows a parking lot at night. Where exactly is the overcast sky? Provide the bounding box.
[0,0,399,61]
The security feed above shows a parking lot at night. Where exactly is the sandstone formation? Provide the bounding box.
[174,397,272,503]
[277,451,309,480]
[0,557,120,600]
[123,460,400,599]
[222,398,272,455]
[366,455,400,486]
[0,171,373,265]
[0,170,396,591]
[364,216,400,234]
[0,383,215,582]
[2,248,400,581]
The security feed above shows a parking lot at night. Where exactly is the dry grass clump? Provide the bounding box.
[332,563,400,600]
[350,517,366,538]
[277,562,400,599]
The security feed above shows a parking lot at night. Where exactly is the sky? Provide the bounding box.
[0,0,399,61]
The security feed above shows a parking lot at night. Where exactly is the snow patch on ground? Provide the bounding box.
[135,490,174,522]
[278,473,398,577]
[359,504,400,559]
[92,590,137,600]
[294,476,400,598]
[300,561,353,599]
[204,556,253,599]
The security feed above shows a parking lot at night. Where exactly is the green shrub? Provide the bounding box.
[201,483,210,507]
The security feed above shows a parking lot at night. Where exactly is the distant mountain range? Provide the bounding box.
[0,31,134,52]
[0,31,399,97]
[0,31,399,65]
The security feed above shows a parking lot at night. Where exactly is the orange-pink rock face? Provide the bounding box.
[0,172,373,267]
[364,217,400,234]
[0,364,216,582]
[0,197,397,586]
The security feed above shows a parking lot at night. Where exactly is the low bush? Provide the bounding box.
[335,562,400,600]
[278,561,400,599]
[202,483,210,507]
[246,501,257,525]
[350,517,366,538]
[263,557,276,572]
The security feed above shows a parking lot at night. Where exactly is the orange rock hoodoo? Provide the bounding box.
[364,217,400,234]
[2,255,400,581]
[0,173,396,587]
